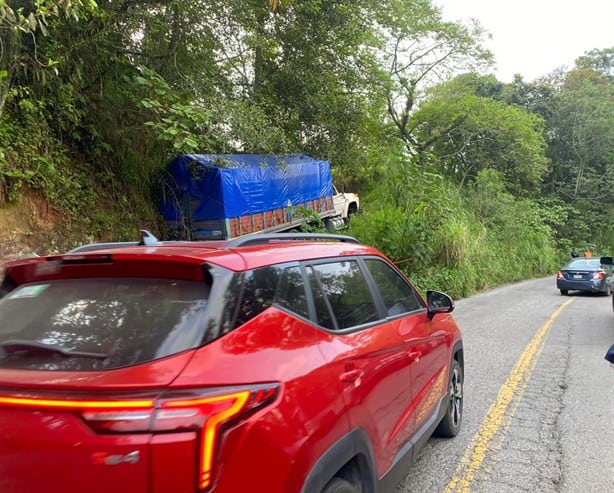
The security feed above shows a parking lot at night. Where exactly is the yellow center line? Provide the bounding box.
[445,298,574,493]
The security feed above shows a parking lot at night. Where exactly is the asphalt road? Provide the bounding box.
[396,276,614,492]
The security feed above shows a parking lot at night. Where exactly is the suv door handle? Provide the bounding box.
[408,351,422,362]
[340,369,363,383]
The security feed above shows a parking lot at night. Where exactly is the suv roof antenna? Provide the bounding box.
[139,229,161,246]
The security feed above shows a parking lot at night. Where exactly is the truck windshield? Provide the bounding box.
[0,278,210,371]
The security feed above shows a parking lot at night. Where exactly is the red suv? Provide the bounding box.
[0,232,463,493]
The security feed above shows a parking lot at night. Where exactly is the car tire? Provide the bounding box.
[560,289,568,295]
[433,359,463,438]
[321,478,360,493]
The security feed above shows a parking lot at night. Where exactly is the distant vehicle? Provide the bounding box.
[159,153,359,240]
[556,256,614,295]
[0,232,463,493]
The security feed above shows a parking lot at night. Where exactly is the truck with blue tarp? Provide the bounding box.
[160,154,359,240]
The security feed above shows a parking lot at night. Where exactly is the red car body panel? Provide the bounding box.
[0,350,197,493]
[315,316,413,478]
[173,309,352,493]
[0,405,154,492]
[400,312,456,434]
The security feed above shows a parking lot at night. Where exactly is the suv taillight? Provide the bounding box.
[0,383,279,491]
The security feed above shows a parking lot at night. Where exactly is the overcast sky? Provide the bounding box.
[435,0,614,82]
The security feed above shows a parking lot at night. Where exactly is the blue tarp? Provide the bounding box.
[160,154,334,221]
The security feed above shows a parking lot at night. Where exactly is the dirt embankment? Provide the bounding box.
[0,193,69,265]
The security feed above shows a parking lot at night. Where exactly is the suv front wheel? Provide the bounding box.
[434,358,463,437]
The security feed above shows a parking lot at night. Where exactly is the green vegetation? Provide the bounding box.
[0,1,612,298]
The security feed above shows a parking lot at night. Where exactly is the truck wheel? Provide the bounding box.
[345,204,358,224]
[321,478,359,493]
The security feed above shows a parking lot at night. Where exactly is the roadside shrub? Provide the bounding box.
[349,163,560,299]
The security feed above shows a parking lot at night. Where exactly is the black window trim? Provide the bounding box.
[297,262,318,323]
[223,253,429,337]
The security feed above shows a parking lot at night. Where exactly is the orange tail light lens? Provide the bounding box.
[156,390,252,490]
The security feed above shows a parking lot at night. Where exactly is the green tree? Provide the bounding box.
[408,75,549,195]
[575,47,614,76]
[0,0,97,116]
[248,0,393,185]
[373,1,493,155]
[544,64,614,202]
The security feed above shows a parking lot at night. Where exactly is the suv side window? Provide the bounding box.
[309,260,379,331]
[364,258,423,316]
[273,266,309,318]
[233,265,308,329]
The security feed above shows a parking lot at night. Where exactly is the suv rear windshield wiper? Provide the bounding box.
[0,339,108,359]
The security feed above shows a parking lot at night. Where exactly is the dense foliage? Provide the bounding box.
[0,1,612,297]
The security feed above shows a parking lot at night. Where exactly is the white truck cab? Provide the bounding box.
[332,185,360,223]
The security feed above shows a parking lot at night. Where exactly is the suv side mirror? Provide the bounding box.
[426,290,455,320]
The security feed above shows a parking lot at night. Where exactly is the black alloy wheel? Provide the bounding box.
[321,478,360,493]
[434,359,463,438]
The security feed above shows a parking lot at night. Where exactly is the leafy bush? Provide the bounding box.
[349,162,559,299]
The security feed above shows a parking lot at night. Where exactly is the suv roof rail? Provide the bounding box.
[68,230,162,254]
[68,242,139,253]
[224,232,360,248]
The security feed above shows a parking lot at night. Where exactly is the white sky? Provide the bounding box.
[435,0,614,82]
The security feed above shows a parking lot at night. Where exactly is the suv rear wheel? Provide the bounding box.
[322,478,360,493]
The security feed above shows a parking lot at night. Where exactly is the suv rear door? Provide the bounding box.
[307,258,414,477]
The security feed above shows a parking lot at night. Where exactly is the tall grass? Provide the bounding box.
[348,165,560,299]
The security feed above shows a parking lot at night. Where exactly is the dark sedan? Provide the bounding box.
[556,257,614,295]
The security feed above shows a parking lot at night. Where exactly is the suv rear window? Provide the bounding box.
[0,278,210,371]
